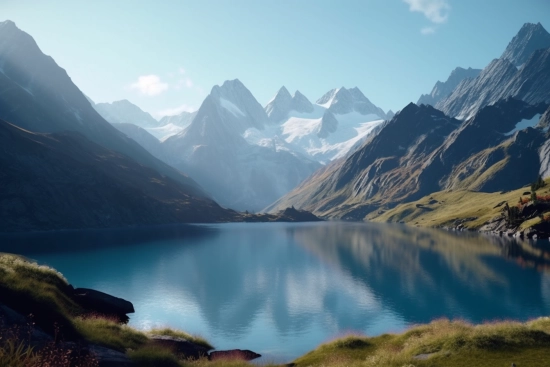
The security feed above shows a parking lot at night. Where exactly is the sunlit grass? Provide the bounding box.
[73,315,148,351]
[293,318,550,367]
[148,328,213,350]
[373,177,550,229]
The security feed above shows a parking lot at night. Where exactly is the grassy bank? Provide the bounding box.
[0,254,242,367]
[294,318,550,367]
[3,254,550,366]
[370,178,550,230]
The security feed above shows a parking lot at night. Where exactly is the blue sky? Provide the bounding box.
[2,0,549,118]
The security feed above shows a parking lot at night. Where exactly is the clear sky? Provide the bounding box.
[2,0,549,118]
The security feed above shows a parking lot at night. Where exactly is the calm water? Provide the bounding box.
[2,222,550,362]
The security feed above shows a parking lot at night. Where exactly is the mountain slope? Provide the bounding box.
[0,119,235,232]
[94,99,160,128]
[163,80,321,211]
[0,20,205,197]
[501,22,550,67]
[418,67,482,106]
[111,122,167,162]
[436,23,550,119]
[269,99,549,219]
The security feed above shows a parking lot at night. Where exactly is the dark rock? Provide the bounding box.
[209,349,261,361]
[149,335,210,360]
[0,303,53,347]
[493,201,507,209]
[523,191,532,195]
[73,288,134,316]
[88,344,133,367]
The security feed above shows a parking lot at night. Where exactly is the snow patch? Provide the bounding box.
[505,114,542,136]
[316,88,341,108]
[146,123,185,141]
[220,98,245,117]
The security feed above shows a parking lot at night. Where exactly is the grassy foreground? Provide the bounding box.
[370,178,550,229]
[3,254,550,366]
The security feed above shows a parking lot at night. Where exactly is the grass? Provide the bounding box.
[129,345,182,367]
[0,254,82,339]
[371,177,550,229]
[148,328,214,350]
[293,318,550,367]
[73,315,149,351]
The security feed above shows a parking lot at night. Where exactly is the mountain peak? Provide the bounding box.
[265,86,293,122]
[277,86,291,96]
[501,22,550,67]
[0,20,17,29]
[291,90,314,113]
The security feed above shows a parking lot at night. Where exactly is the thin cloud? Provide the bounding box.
[130,75,168,96]
[421,26,436,35]
[174,77,194,90]
[158,104,196,117]
[403,0,450,24]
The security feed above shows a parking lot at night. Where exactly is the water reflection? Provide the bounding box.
[4,222,550,361]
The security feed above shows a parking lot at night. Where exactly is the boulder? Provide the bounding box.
[149,335,210,360]
[73,288,134,316]
[209,349,261,361]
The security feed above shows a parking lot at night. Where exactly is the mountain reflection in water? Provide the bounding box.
[4,222,550,361]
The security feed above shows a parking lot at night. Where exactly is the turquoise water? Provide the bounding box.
[2,222,550,362]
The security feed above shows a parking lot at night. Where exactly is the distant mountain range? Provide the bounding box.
[93,81,389,211]
[1,19,549,230]
[269,22,550,219]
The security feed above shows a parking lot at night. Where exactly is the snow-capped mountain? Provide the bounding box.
[163,79,321,211]
[317,87,387,118]
[418,67,482,106]
[265,87,314,123]
[259,86,388,162]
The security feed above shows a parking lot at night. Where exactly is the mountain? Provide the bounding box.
[261,86,386,162]
[94,99,160,128]
[163,80,321,211]
[0,119,235,232]
[111,123,167,161]
[317,87,387,118]
[436,48,550,119]
[159,111,197,128]
[264,87,315,124]
[265,86,293,123]
[268,99,549,219]
[0,20,206,196]
[501,22,550,67]
[433,23,550,119]
[418,67,482,106]
[539,106,550,179]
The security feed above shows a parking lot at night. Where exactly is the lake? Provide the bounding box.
[2,222,550,362]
